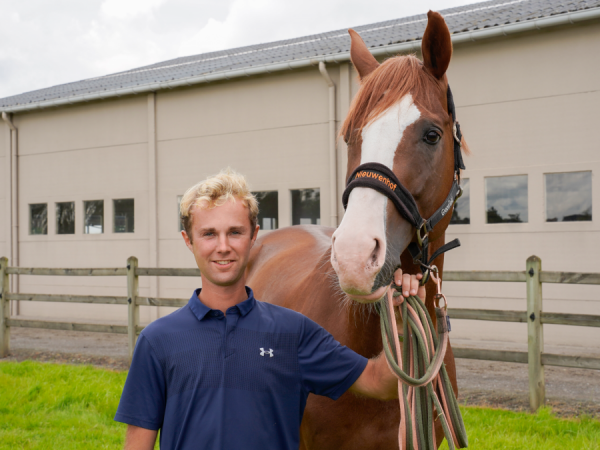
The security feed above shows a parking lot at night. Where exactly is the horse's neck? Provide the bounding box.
[305,250,384,358]
[341,301,384,358]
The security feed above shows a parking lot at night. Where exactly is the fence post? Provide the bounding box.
[0,257,9,358]
[127,256,139,364]
[526,255,545,411]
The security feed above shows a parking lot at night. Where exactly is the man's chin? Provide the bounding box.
[203,272,246,289]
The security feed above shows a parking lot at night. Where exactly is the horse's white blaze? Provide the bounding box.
[360,94,421,169]
[332,94,420,297]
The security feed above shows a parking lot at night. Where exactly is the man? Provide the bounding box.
[115,169,424,450]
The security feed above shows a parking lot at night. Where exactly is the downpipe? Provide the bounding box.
[318,62,338,227]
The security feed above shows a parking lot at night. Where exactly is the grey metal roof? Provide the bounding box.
[2,0,600,111]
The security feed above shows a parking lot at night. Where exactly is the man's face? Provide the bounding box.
[182,198,259,289]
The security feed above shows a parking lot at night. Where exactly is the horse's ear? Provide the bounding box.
[421,11,452,79]
[349,29,380,80]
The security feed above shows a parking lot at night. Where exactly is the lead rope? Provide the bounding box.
[378,269,468,449]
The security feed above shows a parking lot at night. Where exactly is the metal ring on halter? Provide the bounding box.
[453,121,462,145]
[454,184,463,203]
[416,222,428,247]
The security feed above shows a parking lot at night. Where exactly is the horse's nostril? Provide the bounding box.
[370,239,381,267]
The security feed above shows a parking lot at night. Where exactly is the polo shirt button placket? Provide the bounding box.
[224,308,239,359]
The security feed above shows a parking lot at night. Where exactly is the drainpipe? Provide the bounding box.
[318,62,338,227]
[2,112,18,314]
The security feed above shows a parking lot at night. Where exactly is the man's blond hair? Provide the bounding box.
[180,168,259,239]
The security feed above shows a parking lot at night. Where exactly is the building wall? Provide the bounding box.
[4,21,599,352]
[14,97,151,322]
[444,21,600,350]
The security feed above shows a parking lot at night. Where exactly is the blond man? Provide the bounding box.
[115,169,423,450]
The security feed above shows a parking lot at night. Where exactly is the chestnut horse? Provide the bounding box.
[247,11,467,449]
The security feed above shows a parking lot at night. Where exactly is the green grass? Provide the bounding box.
[439,406,600,450]
[0,361,129,449]
[1,361,599,449]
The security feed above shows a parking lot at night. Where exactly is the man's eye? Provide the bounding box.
[423,130,441,145]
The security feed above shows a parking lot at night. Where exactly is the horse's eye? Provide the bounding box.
[424,130,441,145]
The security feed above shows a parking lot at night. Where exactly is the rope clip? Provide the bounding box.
[430,266,448,311]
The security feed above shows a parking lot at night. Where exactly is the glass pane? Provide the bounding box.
[56,202,75,234]
[291,189,320,226]
[84,200,104,234]
[486,175,528,223]
[450,178,470,225]
[30,203,47,235]
[545,172,592,222]
[114,199,134,233]
[178,195,183,232]
[253,191,278,230]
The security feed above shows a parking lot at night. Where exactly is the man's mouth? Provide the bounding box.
[214,260,234,266]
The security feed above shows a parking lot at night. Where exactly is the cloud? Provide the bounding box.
[100,0,167,20]
[0,0,477,98]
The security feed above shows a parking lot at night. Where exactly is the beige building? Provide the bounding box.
[1,0,598,353]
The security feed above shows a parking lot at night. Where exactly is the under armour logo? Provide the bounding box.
[260,348,274,357]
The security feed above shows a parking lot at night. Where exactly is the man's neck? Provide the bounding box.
[198,278,249,314]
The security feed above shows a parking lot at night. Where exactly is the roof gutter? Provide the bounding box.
[3,6,600,114]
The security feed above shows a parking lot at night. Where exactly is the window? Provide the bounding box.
[56,202,75,234]
[253,191,278,230]
[291,189,320,225]
[84,200,104,234]
[30,203,47,235]
[114,199,134,233]
[177,195,184,231]
[485,175,528,223]
[545,172,592,222]
[450,178,470,225]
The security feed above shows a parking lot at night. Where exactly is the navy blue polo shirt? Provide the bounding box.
[115,287,368,450]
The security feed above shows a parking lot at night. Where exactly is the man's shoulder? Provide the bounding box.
[139,303,194,341]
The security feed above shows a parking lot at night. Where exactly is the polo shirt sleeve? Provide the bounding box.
[114,334,166,430]
[298,316,368,400]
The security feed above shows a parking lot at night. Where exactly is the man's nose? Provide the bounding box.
[216,233,231,252]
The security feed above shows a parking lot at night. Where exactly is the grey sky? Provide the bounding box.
[0,0,478,99]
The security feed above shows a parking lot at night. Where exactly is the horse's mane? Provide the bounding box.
[340,55,441,143]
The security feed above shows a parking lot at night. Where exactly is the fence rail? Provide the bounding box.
[0,255,598,412]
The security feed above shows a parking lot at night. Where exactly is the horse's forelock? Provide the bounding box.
[341,55,440,143]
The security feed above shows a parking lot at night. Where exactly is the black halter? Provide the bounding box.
[342,85,465,283]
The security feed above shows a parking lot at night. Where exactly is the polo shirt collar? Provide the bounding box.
[189,286,256,321]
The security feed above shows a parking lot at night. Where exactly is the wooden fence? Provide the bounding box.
[0,255,598,411]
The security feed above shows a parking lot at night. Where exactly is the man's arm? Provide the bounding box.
[349,270,425,400]
[124,425,158,450]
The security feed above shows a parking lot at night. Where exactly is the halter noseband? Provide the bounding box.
[341,85,465,283]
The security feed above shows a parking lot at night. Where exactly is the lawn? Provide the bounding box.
[1,361,599,449]
[439,406,600,449]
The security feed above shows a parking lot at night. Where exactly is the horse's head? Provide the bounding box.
[331,11,467,303]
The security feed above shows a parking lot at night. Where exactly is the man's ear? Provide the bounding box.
[421,11,452,80]
[251,225,260,245]
[182,230,193,251]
